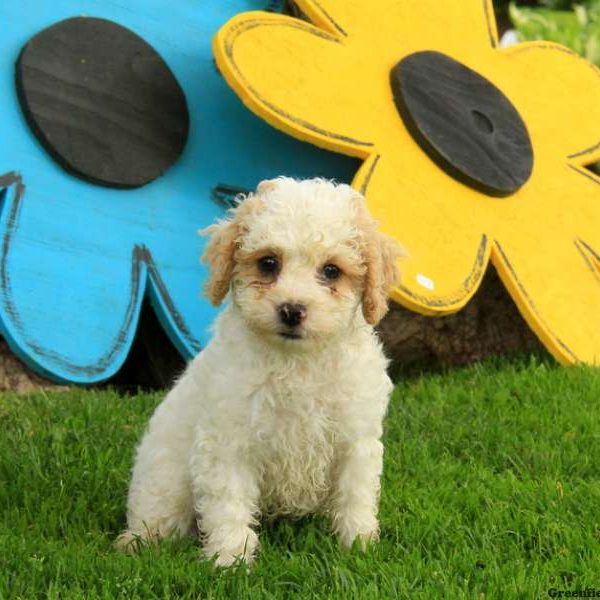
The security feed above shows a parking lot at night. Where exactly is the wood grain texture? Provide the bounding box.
[16,17,189,189]
[214,2,600,366]
[391,51,533,197]
[0,1,357,384]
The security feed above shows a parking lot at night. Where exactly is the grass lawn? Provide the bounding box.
[2,354,600,599]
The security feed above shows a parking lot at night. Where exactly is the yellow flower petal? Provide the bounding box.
[215,1,600,365]
[502,42,600,163]
[295,0,499,49]
[292,0,356,38]
[214,12,375,158]
[567,166,600,244]
[493,236,600,365]
[355,154,491,315]
[214,1,500,159]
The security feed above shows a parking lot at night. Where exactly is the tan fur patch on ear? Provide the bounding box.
[200,190,267,306]
[200,219,239,306]
[257,179,277,195]
[354,197,405,326]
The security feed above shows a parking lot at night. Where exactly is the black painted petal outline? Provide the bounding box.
[0,172,200,382]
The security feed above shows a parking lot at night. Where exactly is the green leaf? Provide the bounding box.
[508,1,600,65]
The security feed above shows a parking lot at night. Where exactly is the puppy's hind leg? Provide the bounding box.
[115,423,196,553]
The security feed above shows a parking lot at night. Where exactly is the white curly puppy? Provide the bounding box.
[116,177,403,566]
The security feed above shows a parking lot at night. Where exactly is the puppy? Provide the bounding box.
[116,177,403,566]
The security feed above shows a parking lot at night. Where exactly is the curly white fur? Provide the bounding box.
[116,178,403,566]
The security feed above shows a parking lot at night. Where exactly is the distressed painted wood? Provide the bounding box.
[16,17,189,189]
[214,0,600,365]
[390,51,533,197]
[0,0,356,383]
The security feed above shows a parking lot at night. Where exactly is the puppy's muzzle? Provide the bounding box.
[277,303,307,329]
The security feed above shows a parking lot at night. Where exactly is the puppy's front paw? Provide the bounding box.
[114,530,158,554]
[334,514,379,551]
[203,527,259,567]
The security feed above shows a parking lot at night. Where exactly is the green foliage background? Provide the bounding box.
[495,1,586,11]
[495,1,600,65]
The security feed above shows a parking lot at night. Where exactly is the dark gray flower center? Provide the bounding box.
[390,51,533,197]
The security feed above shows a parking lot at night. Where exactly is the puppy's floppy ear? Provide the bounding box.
[200,184,269,306]
[355,198,406,326]
[200,217,239,306]
[256,179,277,194]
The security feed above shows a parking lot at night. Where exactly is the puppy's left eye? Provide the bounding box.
[321,264,341,280]
[258,255,280,275]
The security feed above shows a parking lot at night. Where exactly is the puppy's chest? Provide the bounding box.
[250,385,340,516]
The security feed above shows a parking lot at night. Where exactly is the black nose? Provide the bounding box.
[278,303,307,328]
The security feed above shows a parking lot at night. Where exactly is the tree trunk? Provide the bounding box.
[0,338,68,393]
[377,265,543,376]
[0,265,543,392]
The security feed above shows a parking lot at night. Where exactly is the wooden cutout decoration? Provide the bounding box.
[391,51,533,197]
[0,0,356,383]
[215,0,600,365]
[16,17,189,189]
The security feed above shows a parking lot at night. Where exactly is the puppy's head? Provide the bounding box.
[201,178,403,347]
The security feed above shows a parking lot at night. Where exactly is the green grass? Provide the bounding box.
[2,355,600,599]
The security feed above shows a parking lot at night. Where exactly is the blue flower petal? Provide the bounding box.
[0,0,356,382]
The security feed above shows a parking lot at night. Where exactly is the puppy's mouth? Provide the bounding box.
[278,330,303,340]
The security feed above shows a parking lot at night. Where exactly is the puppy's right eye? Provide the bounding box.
[258,256,280,275]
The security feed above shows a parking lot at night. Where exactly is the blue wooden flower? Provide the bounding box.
[0,0,355,383]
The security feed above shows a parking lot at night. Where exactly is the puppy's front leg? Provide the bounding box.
[332,437,383,550]
[191,433,260,567]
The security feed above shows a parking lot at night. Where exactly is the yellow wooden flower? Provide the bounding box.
[215,0,600,364]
